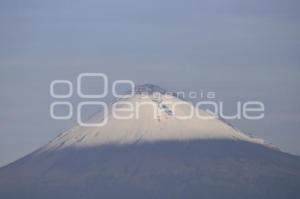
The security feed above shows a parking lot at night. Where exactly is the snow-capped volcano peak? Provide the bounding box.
[43,84,265,151]
[133,84,167,94]
[5,84,298,199]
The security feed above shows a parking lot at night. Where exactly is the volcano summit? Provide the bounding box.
[0,84,299,199]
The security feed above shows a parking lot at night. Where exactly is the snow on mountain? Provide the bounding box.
[43,84,265,151]
[1,84,300,199]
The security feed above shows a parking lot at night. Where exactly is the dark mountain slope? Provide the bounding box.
[0,139,300,199]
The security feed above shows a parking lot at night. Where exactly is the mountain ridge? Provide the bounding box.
[1,84,299,199]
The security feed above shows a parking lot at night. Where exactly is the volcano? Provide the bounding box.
[1,84,300,199]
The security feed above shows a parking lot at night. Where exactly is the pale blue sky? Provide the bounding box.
[0,0,300,167]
